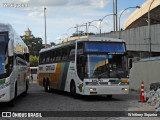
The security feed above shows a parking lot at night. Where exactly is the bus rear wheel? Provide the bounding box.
[45,80,51,92]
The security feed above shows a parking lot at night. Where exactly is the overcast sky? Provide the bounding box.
[0,0,145,44]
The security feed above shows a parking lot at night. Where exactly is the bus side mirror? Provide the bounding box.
[128,58,132,69]
[8,40,14,57]
[5,64,8,69]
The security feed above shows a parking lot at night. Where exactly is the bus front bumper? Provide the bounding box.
[82,85,129,95]
[0,83,11,102]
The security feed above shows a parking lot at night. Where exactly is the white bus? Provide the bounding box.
[30,67,38,81]
[0,23,30,106]
[38,37,130,98]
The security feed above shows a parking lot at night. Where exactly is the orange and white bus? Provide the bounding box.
[38,37,129,98]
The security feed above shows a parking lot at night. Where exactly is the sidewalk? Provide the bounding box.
[128,103,155,111]
[119,101,159,120]
[30,80,38,84]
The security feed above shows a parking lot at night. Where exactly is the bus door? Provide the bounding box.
[16,55,27,94]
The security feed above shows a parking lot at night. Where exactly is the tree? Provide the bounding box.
[29,55,39,66]
[21,36,44,66]
[22,37,44,56]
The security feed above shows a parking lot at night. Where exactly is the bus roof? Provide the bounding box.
[0,23,13,32]
[40,36,125,53]
[0,23,29,54]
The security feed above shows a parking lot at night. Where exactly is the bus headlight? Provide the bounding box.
[89,88,96,92]
[122,88,128,91]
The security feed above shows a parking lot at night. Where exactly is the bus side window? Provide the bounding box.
[49,51,52,63]
[42,58,45,64]
[46,51,51,63]
[41,53,46,64]
[51,50,55,62]
[69,45,75,60]
[24,53,29,63]
[62,47,68,60]
[55,49,61,61]
[39,53,42,64]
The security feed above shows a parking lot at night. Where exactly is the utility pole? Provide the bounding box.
[113,0,118,31]
[44,7,47,48]
[148,0,155,57]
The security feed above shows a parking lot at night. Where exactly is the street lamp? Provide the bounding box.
[78,23,88,36]
[63,26,76,42]
[88,20,100,35]
[44,7,47,48]
[148,0,155,57]
[118,6,140,38]
[99,14,116,37]
[66,27,76,35]
[60,34,68,42]
[88,25,99,34]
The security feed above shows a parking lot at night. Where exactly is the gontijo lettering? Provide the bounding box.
[45,65,55,71]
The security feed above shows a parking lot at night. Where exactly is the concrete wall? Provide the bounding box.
[97,24,160,52]
[129,57,160,91]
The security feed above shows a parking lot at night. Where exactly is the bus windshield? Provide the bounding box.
[87,54,127,78]
[0,53,5,75]
[0,33,9,76]
[0,36,7,75]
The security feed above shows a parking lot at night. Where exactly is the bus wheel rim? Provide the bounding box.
[47,84,50,91]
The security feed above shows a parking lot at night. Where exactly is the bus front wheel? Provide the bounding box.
[70,81,77,98]
[9,83,17,107]
[107,95,112,99]
[22,82,28,97]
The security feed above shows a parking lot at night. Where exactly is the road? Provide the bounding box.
[0,82,140,119]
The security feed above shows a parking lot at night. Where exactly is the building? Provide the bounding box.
[123,0,160,30]
[21,27,34,39]
[97,0,160,58]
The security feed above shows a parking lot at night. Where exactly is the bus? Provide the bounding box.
[0,23,30,106]
[38,37,130,98]
[30,67,38,81]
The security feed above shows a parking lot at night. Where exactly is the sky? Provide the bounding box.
[0,0,146,44]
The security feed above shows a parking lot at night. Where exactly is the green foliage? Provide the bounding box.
[29,55,39,67]
[22,37,44,56]
[21,36,44,66]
